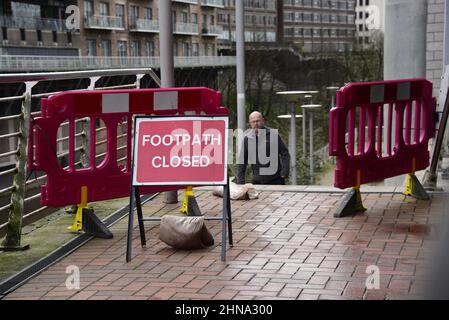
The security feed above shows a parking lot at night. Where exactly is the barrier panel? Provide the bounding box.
[28,87,229,208]
[329,79,436,217]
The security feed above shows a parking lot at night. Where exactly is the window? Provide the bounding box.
[118,40,127,63]
[100,2,109,16]
[202,14,207,29]
[204,43,208,56]
[37,29,42,42]
[181,11,188,23]
[20,28,25,42]
[52,31,57,43]
[129,6,139,27]
[359,11,363,19]
[99,2,109,27]
[87,39,96,56]
[191,13,198,24]
[144,7,152,20]
[102,40,111,57]
[182,42,189,56]
[192,43,199,56]
[131,40,141,57]
[1,27,7,40]
[116,4,125,28]
[366,0,369,5]
[146,41,155,57]
[84,0,93,16]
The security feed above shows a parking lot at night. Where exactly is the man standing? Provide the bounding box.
[236,111,290,185]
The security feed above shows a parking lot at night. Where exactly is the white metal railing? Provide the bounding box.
[0,68,161,239]
[130,19,159,32]
[201,0,225,7]
[173,0,199,4]
[201,25,223,36]
[0,55,236,72]
[84,15,124,30]
[0,15,71,32]
[173,22,199,35]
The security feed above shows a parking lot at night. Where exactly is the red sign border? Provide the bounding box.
[131,115,229,186]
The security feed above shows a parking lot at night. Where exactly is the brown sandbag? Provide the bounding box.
[159,215,214,250]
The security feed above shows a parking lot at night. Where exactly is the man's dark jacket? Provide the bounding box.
[236,127,290,184]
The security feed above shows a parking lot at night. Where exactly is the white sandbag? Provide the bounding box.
[159,215,214,250]
[213,180,259,200]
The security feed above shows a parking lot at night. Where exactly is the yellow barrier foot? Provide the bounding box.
[334,187,367,218]
[180,187,203,216]
[180,187,194,215]
[404,174,430,200]
[68,205,83,233]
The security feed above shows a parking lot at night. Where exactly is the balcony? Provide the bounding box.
[84,15,125,30]
[0,55,236,72]
[0,15,71,32]
[129,19,159,33]
[173,23,198,35]
[173,0,198,4]
[201,25,223,36]
[200,0,225,8]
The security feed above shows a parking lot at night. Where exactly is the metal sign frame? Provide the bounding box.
[126,115,232,263]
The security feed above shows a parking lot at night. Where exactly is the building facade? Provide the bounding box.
[355,0,384,47]
[218,0,357,53]
[0,0,80,56]
[79,0,223,61]
[281,0,357,53]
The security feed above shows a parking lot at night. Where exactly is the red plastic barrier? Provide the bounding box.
[329,79,436,189]
[28,87,229,207]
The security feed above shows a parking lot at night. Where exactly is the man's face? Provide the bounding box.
[249,113,265,133]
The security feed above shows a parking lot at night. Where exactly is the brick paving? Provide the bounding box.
[3,187,446,300]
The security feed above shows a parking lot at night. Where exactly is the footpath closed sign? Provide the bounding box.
[132,116,228,185]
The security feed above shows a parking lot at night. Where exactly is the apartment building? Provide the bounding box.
[217,0,356,53]
[217,0,278,47]
[355,0,384,46]
[79,0,223,61]
[281,0,357,53]
[0,0,80,56]
[0,0,223,65]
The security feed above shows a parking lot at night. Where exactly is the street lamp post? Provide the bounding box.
[301,104,323,184]
[276,90,318,185]
[326,86,340,109]
[277,114,303,185]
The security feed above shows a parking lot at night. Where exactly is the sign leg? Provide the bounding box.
[221,183,227,262]
[134,187,147,247]
[126,186,136,262]
[225,178,233,246]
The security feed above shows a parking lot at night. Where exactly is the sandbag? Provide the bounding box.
[159,215,214,250]
[213,180,259,200]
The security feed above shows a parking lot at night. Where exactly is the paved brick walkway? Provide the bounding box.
[3,187,446,300]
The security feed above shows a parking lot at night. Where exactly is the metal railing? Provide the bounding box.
[0,15,72,32]
[201,25,224,36]
[0,68,161,241]
[201,0,225,7]
[84,15,125,30]
[173,22,199,35]
[0,55,236,72]
[173,0,199,4]
[129,19,159,32]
